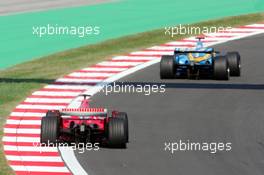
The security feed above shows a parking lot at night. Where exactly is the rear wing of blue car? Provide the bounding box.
[174,50,219,54]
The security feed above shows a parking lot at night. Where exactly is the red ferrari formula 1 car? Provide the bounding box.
[40,95,129,148]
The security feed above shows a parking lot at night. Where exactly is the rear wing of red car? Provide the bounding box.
[60,108,107,116]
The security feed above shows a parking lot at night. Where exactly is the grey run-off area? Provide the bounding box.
[0,0,113,15]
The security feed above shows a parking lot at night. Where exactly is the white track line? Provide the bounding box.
[59,147,88,175]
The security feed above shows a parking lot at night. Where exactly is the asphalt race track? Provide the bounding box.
[75,34,264,175]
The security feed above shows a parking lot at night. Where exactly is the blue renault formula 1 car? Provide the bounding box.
[160,37,241,80]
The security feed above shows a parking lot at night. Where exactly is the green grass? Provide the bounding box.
[2,0,264,69]
[1,12,264,174]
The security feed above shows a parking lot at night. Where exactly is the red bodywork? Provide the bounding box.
[41,95,128,146]
[58,96,119,141]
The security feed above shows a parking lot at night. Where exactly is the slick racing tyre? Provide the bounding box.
[116,112,129,142]
[41,115,61,144]
[227,52,241,76]
[107,118,127,147]
[160,55,175,79]
[213,56,230,80]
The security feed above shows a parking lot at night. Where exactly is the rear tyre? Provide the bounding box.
[213,56,230,80]
[41,116,60,144]
[116,112,129,142]
[227,52,241,76]
[108,118,127,148]
[160,55,175,79]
